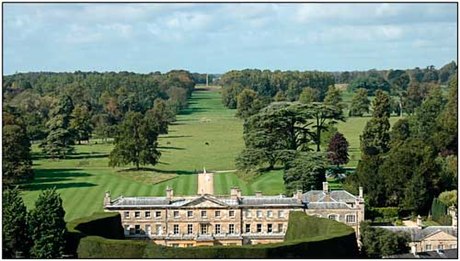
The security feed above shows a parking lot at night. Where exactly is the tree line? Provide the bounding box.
[3,70,196,185]
[345,75,458,216]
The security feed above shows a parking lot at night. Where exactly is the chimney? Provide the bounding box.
[104,191,111,207]
[231,187,240,200]
[416,215,422,228]
[449,207,457,227]
[255,191,262,197]
[296,190,303,202]
[166,186,174,200]
[359,187,363,199]
[322,182,329,193]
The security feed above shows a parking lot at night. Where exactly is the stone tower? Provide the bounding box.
[197,168,214,195]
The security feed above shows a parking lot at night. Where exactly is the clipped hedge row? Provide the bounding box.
[73,211,359,258]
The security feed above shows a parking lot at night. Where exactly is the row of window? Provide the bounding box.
[125,223,285,235]
[326,214,356,223]
[244,210,285,219]
[425,244,457,251]
[124,210,238,219]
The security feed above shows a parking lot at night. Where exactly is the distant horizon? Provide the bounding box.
[4,3,457,75]
[4,60,457,77]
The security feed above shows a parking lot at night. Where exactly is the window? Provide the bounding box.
[215,210,221,218]
[135,211,140,218]
[200,224,208,234]
[257,210,262,218]
[155,211,161,218]
[278,210,285,218]
[426,244,431,251]
[186,244,193,247]
[124,211,130,218]
[173,224,179,234]
[144,224,150,235]
[450,244,456,249]
[437,245,444,250]
[124,225,129,233]
[201,210,207,218]
[346,215,356,223]
[267,224,273,233]
[145,211,151,218]
[267,210,273,218]
[256,224,262,233]
[278,223,284,233]
[215,224,221,234]
[229,224,235,234]
[135,225,141,234]
[156,224,162,235]
[328,214,337,221]
[187,224,193,234]
[187,210,193,218]
[171,244,179,248]
[229,210,235,217]
[245,224,251,233]
[173,211,179,218]
[245,210,252,218]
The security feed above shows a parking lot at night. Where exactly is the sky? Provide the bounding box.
[3,3,458,75]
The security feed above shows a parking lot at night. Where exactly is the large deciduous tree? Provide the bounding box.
[434,76,457,154]
[109,111,161,170]
[69,104,93,144]
[28,188,67,258]
[40,95,75,158]
[236,88,265,119]
[3,187,30,258]
[145,99,175,135]
[298,87,319,104]
[283,152,327,194]
[2,120,34,186]
[323,85,345,114]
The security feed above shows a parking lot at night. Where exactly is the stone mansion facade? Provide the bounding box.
[103,170,365,247]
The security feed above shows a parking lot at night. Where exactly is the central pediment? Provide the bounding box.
[183,196,229,208]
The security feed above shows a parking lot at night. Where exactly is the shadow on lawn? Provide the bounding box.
[32,152,109,160]
[21,168,96,191]
[158,146,185,150]
[161,135,192,139]
[118,167,195,175]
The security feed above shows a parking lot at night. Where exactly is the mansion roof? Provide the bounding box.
[107,189,360,210]
[376,226,458,241]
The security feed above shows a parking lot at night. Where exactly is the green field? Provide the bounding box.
[22,85,398,221]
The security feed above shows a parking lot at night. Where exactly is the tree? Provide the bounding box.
[349,88,370,117]
[360,90,391,156]
[69,105,93,144]
[283,152,327,194]
[298,87,319,103]
[323,85,345,114]
[40,95,75,158]
[273,90,286,101]
[438,190,457,207]
[2,124,34,185]
[412,85,446,145]
[109,111,161,170]
[28,188,67,258]
[360,222,410,258]
[389,118,410,147]
[387,70,410,116]
[236,88,265,119]
[403,82,430,114]
[3,187,30,258]
[145,99,175,135]
[349,75,391,95]
[166,86,188,113]
[435,75,457,154]
[327,132,349,167]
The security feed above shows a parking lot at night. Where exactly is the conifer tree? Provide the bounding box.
[349,88,370,117]
[40,95,75,158]
[2,187,30,258]
[28,188,67,258]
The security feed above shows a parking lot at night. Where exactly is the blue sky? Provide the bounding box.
[3,3,457,75]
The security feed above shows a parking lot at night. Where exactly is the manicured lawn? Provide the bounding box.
[22,86,262,221]
[21,85,401,221]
